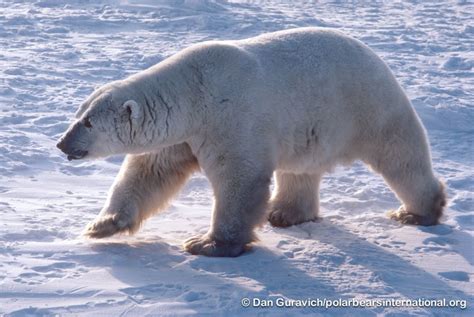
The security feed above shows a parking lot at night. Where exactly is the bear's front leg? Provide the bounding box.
[85,144,198,238]
[84,190,139,239]
[184,161,272,257]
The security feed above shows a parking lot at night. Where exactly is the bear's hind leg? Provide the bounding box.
[268,172,321,227]
[85,143,199,238]
[385,172,446,226]
[365,137,445,226]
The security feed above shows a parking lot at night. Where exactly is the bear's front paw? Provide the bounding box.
[84,214,136,239]
[388,207,438,226]
[183,234,248,257]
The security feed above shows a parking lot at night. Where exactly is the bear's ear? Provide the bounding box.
[122,100,142,120]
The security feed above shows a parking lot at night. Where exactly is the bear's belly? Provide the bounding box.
[274,120,357,174]
[276,141,352,174]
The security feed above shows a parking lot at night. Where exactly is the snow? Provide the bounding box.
[0,0,472,316]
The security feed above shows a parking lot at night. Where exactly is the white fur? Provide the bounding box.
[59,28,445,257]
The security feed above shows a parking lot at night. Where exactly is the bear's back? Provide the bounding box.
[237,28,388,86]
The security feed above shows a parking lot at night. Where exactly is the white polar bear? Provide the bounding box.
[57,28,446,257]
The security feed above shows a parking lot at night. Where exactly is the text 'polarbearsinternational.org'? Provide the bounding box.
[240,297,467,310]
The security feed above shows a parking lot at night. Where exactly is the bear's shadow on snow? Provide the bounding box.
[86,239,347,311]
[80,221,472,315]
[280,221,473,313]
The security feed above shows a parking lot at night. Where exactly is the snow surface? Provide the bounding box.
[0,0,473,316]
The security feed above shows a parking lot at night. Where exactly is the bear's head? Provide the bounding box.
[57,85,147,161]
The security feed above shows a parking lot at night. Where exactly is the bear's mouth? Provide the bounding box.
[67,150,88,161]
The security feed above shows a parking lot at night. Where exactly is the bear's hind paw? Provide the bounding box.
[183,234,249,257]
[268,208,318,228]
[388,208,439,226]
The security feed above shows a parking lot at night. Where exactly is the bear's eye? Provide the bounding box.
[83,117,92,128]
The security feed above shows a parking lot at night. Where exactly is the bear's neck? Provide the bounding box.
[125,58,208,149]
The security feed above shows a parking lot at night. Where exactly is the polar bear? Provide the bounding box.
[57,28,446,257]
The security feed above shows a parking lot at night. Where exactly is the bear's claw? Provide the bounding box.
[388,208,439,226]
[183,234,248,257]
